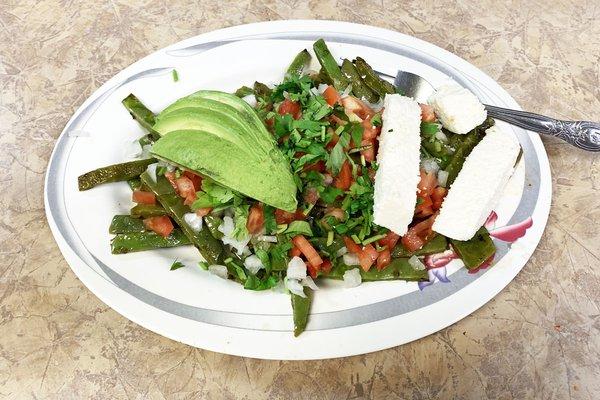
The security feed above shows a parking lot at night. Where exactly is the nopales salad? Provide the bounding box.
[78,39,525,336]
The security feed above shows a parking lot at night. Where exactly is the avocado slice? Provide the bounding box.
[152,130,297,211]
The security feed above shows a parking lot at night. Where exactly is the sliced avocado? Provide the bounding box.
[151,130,297,212]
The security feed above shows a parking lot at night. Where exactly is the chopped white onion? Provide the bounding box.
[208,264,228,279]
[146,163,157,182]
[282,90,290,99]
[361,98,385,112]
[323,173,334,185]
[285,278,306,297]
[301,276,319,290]
[437,170,449,188]
[222,235,251,256]
[336,246,348,257]
[183,212,203,233]
[434,130,448,143]
[243,255,264,275]
[310,87,320,96]
[286,256,307,280]
[218,216,235,236]
[256,235,277,243]
[421,158,440,174]
[408,255,426,270]
[141,144,153,159]
[343,253,360,266]
[157,160,175,172]
[343,268,362,288]
[242,94,257,107]
[317,83,329,94]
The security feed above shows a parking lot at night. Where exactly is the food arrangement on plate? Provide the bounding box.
[78,39,528,336]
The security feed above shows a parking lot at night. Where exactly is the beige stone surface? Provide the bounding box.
[1,0,600,398]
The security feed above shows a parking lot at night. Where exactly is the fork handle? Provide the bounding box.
[484,104,600,152]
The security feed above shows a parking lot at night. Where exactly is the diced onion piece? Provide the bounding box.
[208,265,228,279]
[301,276,319,290]
[408,255,426,270]
[242,94,257,107]
[256,235,277,243]
[421,158,440,174]
[218,216,235,236]
[125,139,143,158]
[343,268,362,288]
[222,236,250,256]
[336,246,348,257]
[343,253,360,266]
[317,83,329,94]
[340,84,353,98]
[146,163,157,182]
[157,160,175,172]
[437,170,449,188]
[285,278,306,297]
[243,255,264,275]
[286,256,307,280]
[435,130,448,142]
[183,212,203,233]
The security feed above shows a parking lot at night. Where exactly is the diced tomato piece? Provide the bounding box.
[341,96,375,120]
[275,209,304,224]
[415,195,434,217]
[360,139,376,163]
[378,231,401,250]
[303,160,326,172]
[307,263,319,279]
[361,118,381,140]
[290,246,302,258]
[326,130,340,150]
[132,190,156,205]
[334,160,353,191]
[323,86,341,106]
[143,216,174,238]
[246,204,265,234]
[343,236,362,254]
[420,103,436,122]
[329,114,347,127]
[278,99,302,120]
[356,244,377,271]
[292,235,323,269]
[432,187,447,210]
[175,176,197,205]
[195,207,212,217]
[321,259,333,274]
[304,187,320,205]
[376,249,391,271]
[182,171,202,191]
[401,215,437,252]
[418,170,438,197]
[164,171,178,191]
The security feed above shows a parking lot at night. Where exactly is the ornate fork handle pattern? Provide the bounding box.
[485,104,600,151]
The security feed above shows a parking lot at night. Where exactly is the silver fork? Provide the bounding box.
[393,70,600,151]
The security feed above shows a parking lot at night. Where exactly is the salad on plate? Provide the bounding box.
[77,39,524,336]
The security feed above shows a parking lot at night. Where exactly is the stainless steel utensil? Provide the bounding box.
[393,70,600,151]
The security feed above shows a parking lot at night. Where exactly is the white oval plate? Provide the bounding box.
[44,20,551,360]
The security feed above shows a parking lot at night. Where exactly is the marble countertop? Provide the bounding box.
[1,1,599,399]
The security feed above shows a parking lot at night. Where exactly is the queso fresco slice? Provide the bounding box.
[432,125,521,240]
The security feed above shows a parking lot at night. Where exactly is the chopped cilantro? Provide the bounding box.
[170,260,185,270]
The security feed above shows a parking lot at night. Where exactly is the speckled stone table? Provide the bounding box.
[1,1,599,399]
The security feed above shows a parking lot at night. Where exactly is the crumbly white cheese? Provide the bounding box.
[432,125,521,240]
[428,83,487,134]
[373,94,422,235]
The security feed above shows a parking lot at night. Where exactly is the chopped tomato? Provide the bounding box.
[307,263,319,279]
[321,259,333,274]
[182,171,202,191]
[432,187,447,209]
[195,207,212,217]
[323,86,341,106]
[278,99,302,120]
[418,170,438,197]
[275,208,305,224]
[401,215,437,252]
[164,171,178,191]
[341,96,375,120]
[304,187,320,205]
[326,130,340,150]
[360,138,376,163]
[292,235,323,269]
[329,114,347,127]
[343,236,362,254]
[361,118,381,140]
[290,246,302,258]
[175,176,197,205]
[378,231,400,250]
[357,244,378,271]
[303,160,326,172]
[246,204,264,234]
[415,195,434,218]
[376,249,391,271]
[334,160,353,191]
[420,103,436,122]
[143,216,174,238]
[132,190,156,205]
